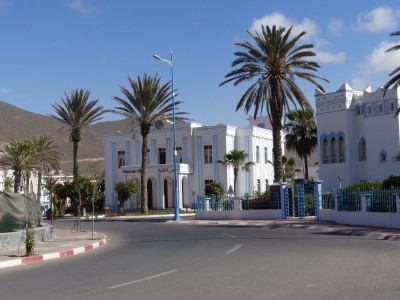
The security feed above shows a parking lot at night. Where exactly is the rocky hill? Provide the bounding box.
[0,101,132,175]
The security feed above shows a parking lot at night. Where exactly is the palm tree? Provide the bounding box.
[384,30,400,115]
[32,134,62,205]
[0,139,38,192]
[217,149,254,194]
[220,25,328,182]
[284,109,317,179]
[281,155,301,182]
[110,74,188,213]
[51,89,104,175]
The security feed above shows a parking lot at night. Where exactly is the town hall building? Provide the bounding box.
[102,120,278,211]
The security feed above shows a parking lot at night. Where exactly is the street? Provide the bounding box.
[1,217,399,299]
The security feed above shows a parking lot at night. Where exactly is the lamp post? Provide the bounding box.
[153,51,180,221]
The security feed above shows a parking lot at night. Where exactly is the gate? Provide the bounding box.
[282,183,318,219]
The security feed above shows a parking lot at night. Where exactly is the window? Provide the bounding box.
[330,137,337,163]
[380,150,387,163]
[338,136,345,162]
[322,138,329,164]
[256,146,260,163]
[158,148,166,164]
[390,101,396,112]
[264,147,268,164]
[356,105,360,115]
[359,139,366,161]
[256,179,261,193]
[176,146,183,163]
[147,148,150,165]
[378,103,383,114]
[265,179,269,190]
[257,123,265,128]
[204,179,213,186]
[204,145,213,164]
[367,105,372,116]
[118,150,125,168]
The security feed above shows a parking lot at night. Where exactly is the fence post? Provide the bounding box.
[196,195,203,211]
[396,193,400,213]
[280,182,288,219]
[314,180,323,220]
[336,189,343,211]
[297,184,305,219]
[233,198,241,211]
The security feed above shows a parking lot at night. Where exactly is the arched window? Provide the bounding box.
[359,138,366,161]
[322,138,329,164]
[330,137,337,163]
[338,136,345,162]
[380,149,387,163]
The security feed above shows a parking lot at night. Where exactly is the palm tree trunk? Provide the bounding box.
[73,141,79,176]
[14,171,21,193]
[37,172,42,205]
[272,123,283,183]
[303,155,309,179]
[233,167,238,194]
[141,134,149,214]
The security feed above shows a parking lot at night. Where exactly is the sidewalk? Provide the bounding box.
[171,218,400,241]
[0,228,107,270]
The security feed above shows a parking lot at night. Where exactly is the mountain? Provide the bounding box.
[0,101,133,175]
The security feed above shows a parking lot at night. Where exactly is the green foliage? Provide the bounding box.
[3,177,13,192]
[343,181,382,190]
[25,228,36,256]
[382,175,400,189]
[204,182,225,196]
[114,180,139,213]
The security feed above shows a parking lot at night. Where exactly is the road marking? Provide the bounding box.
[107,269,178,289]
[225,244,242,254]
[222,233,236,238]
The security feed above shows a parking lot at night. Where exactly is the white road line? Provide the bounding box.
[225,244,242,255]
[107,269,178,289]
[222,233,236,238]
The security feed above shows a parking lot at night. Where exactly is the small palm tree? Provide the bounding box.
[32,134,62,204]
[0,139,38,192]
[217,149,254,194]
[284,109,317,179]
[281,155,300,182]
[220,25,328,182]
[110,74,188,213]
[384,30,400,116]
[51,89,104,175]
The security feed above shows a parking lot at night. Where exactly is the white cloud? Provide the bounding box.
[251,12,318,40]
[66,0,100,15]
[355,6,399,32]
[315,50,346,64]
[250,12,346,64]
[328,19,343,36]
[0,87,9,94]
[361,41,400,74]
[351,77,374,91]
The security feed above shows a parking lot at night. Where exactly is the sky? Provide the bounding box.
[0,0,400,127]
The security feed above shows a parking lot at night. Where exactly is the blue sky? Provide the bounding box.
[0,0,400,127]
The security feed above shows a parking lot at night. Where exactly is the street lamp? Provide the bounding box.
[153,51,180,221]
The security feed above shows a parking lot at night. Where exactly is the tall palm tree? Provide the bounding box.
[220,25,328,182]
[217,149,254,194]
[51,89,104,175]
[32,134,62,205]
[384,30,400,116]
[284,109,317,179]
[0,139,38,192]
[110,74,188,214]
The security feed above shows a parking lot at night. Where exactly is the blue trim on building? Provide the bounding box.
[125,141,131,165]
[213,135,219,182]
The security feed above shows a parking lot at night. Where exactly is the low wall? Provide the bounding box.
[0,224,53,250]
[196,209,281,220]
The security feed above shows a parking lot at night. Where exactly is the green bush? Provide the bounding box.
[25,228,36,256]
[204,182,225,196]
[343,181,382,190]
[382,175,400,189]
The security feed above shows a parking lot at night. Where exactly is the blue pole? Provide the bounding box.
[170,51,180,221]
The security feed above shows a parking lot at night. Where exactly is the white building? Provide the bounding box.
[102,120,277,211]
[316,83,400,189]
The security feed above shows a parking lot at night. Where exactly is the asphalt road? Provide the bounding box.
[1,217,399,300]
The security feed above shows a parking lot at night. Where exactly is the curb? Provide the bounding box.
[171,220,400,241]
[0,236,107,270]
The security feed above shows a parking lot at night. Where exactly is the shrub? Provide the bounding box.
[204,182,224,196]
[382,175,400,189]
[25,228,36,256]
[343,181,382,190]
[115,180,138,214]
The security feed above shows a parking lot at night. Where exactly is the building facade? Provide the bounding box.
[316,83,400,189]
[102,121,278,211]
